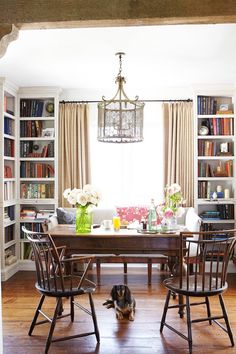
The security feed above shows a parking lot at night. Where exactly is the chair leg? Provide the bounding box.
[88,292,100,343]
[160,289,171,332]
[29,294,46,336]
[96,259,101,286]
[205,296,212,325]
[186,296,193,354]
[147,259,152,285]
[70,296,74,322]
[160,263,165,271]
[45,297,62,354]
[123,262,127,274]
[219,294,234,346]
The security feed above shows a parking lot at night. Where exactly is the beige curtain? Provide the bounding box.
[58,103,91,207]
[163,101,194,207]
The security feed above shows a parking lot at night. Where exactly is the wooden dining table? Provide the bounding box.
[49,225,186,317]
[48,225,184,273]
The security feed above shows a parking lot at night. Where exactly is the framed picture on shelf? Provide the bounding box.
[42,128,54,137]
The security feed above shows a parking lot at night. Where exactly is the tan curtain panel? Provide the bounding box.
[163,101,194,207]
[58,103,91,207]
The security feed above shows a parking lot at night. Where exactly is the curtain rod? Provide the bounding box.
[60,98,192,104]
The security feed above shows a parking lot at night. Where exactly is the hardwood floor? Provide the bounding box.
[2,266,236,354]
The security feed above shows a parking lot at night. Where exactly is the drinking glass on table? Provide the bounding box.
[113,216,120,231]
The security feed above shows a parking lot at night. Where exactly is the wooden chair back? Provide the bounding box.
[179,229,236,294]
[22,226,67,293]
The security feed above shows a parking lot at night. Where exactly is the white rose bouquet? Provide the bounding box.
[63,184,101,208]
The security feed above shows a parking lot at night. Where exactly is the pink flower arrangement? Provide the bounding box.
[157,183,185,220]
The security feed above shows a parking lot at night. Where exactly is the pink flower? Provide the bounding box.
[164,208,174,219]
[167,183,181,196]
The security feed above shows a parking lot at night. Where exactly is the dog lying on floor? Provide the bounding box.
[103,284,136,321]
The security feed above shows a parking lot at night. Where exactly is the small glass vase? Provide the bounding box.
[76,205,93,233]
[161,216,177,232]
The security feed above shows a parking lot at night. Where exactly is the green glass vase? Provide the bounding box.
[76,205,92,233]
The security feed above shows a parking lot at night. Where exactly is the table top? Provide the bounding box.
[48,224,184,238]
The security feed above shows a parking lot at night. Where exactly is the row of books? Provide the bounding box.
[4,181,14,201]
[4,138,14,157]
[20,207,54,220]
[5,224,14,244]
[20,99,44,117]
[20,120,42,137]
[20,183,54,199]
[4,96,14,116]
[5,205,15,221]
[20,223,43,238]
[4,117,14,136]
[198,161,233,177]
[20,141,54,158]
[20,162,55,178]
[200,211,221,220]
[200,118,233,136]
[198,141,233,157]
[198,181,211,199]
[21,242,33,260]
[202,223,233,231]
[200,205,234,220]
[197,96,218,115]
[216,204,234,219]
[4,165,13,178]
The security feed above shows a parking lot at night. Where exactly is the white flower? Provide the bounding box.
[63,185,101,207]
[63,188,71,198]
[76,192,88,206]
[67,193,77,205]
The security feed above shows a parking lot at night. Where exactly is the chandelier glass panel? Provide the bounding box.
[97,52,145,143]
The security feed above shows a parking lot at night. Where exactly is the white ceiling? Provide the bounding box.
[1,23,236,98]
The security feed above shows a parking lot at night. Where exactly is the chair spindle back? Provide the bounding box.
[180,229,236,293]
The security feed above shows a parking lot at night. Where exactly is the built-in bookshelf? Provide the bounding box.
[194,88,236,232]
[0,78,18,280]
[17,87,59,270]
[1,82,60,280]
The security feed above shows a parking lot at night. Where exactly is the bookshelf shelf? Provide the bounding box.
[198,177,234,181]
[202,219,235,224]
[20,198,56,204]
[19,157,55,161]
[3,200,16,207]
[20,177,55,182]
[4,220,16,227]
[4,239,16,249]
[19,219,45,223]
[198,135,234,139]
[20,137,55,141]
[197,198,235,205]
[198,114,235,119]
[20,116,55,121]
[194,90,236,232]
[4,133,15,140]
[197,156,234,160]
[4,156,15,161]
[4,112,15,119]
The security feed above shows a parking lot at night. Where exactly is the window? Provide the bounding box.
[90,103,164,206]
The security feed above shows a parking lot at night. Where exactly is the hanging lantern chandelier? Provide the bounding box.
[97,52,144,143]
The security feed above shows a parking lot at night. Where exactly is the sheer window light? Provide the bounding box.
[90,103,164,206]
